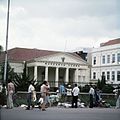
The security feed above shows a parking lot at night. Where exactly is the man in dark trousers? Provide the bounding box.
[26,81,35,110]
[72,84,80,108]
[89,85,95,108]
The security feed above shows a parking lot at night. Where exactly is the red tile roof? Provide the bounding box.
[100,38,120,47]
[0,47,84,63]
[0,47,58,63]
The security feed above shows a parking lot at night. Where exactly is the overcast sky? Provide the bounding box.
[0,0,120,52]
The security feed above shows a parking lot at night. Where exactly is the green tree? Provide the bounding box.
[0,62,12,106]
[101,75,106,86]
[97,79,102,90]
[1,61,40,91]
[13,62,32,91]
[96,76,113,93]
[97,75,106,90]
[1,62,13,85]
[102,84,114,93]
[13,62,39,91]
[81,84,90,92]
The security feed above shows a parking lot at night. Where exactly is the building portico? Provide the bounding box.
[27,58,89,87]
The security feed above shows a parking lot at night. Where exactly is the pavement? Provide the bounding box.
[0,107,120,120]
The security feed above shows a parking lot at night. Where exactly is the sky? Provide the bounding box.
[0,0,120,52]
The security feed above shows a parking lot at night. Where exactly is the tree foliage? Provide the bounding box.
[96,76,114,93]
[81,76,114,93]
[1,62,39,91]
[81,84,90,92]
[102,84,114,93]
[97,75,106,90]
[1,62,13,85]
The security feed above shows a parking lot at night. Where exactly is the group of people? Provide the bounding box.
[6,79,50,111]
[58,83,102,108]
[58,84,101,108]
[5,80,120,110]
[26,80,50,111]
[89,84,120,109]
[57,83,80,108]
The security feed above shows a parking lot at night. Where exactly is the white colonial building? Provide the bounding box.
[91,39,120,85]
[0,48,90,88]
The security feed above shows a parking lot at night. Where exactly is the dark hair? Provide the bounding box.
[28,81,31,84]
[8,79,12,83]
[90,84,93,87]
[74,84,77,87]
[42,81,47,85]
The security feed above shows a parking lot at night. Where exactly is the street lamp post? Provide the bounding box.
[3,0,10,85]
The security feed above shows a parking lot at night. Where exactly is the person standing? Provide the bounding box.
[26,81,35,110]
[72,84,80,108]
[45,81,51,107]
[89,85,95,108]
[32,90,37,107]
[66,85,72,103]
[94,86,100,107]
[7,79,15,109]
[40,81,49,111]
[59,84,66,102]
[115,84,120,109]
[59,84,65,95]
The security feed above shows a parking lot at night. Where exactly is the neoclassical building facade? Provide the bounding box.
[0,47,90,87]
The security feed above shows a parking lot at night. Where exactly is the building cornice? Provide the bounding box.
[27,60,88,69]
[92,43,120,53]
[92,64,120,68]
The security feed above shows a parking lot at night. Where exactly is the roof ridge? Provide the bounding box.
[100,38,120,47]
[8,47,62,52]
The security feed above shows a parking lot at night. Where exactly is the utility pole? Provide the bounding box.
[4,0,10,85]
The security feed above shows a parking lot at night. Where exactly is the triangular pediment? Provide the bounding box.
[35,52,87,65]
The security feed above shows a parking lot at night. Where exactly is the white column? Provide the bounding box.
[45,66,48,81]
[34,66,37,81]
[65,68,69,83]
[55,67,59,87]
[75,68,79,83]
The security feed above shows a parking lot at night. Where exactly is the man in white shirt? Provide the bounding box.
[72,84,80,108]
[89,85,95,108]
[26,81,35,110]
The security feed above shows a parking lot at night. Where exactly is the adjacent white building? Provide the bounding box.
[91,39,120,85]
